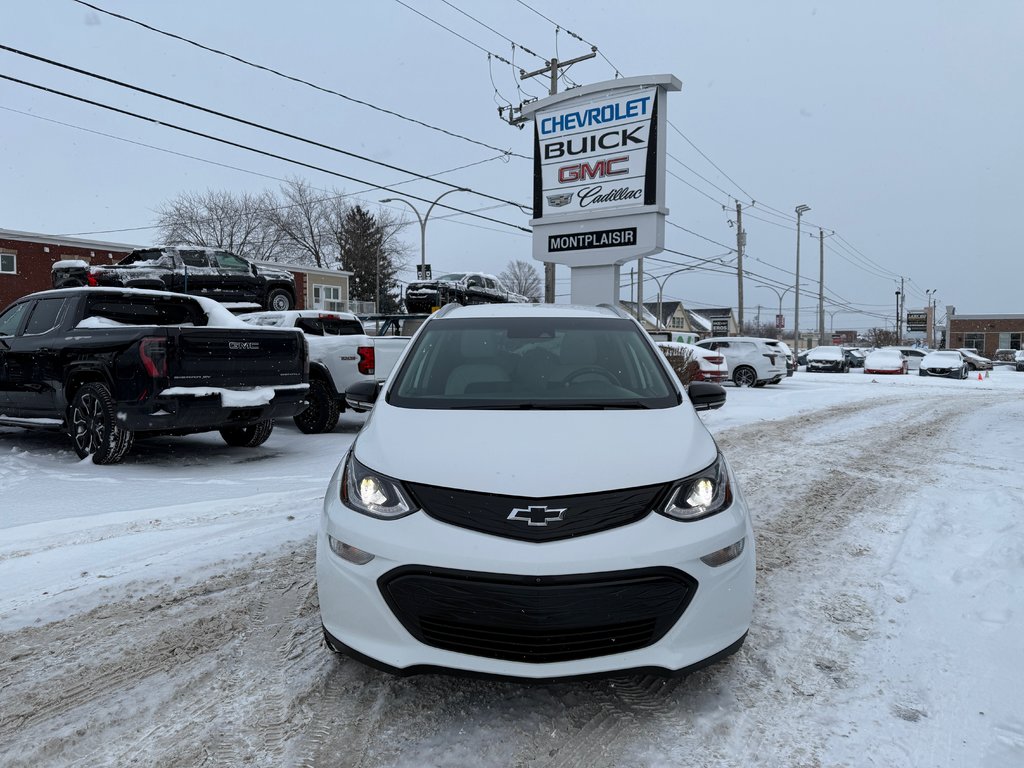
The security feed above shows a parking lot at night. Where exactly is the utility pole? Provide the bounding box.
[818,228,825,345]
[794,204,811,354]
[736,201,745,330]
[507,48,599,304]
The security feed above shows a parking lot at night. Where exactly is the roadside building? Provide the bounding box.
[0,228,362,312]
[946,310,1024,356]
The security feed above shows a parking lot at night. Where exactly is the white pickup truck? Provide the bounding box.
[239,310,411,433]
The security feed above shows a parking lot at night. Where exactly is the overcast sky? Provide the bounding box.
[3,1,1021,329]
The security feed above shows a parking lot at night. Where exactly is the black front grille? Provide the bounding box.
[380,566,696,663]
[405,482,666,542]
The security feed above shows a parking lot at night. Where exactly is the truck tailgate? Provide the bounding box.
[168,328,306,387]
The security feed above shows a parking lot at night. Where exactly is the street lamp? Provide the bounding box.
[794,204,811,354]
[759,284,802,335]
[895,289,902,345]
[380,188,469,280]
[925,288,937,348]
[651,265,703,330]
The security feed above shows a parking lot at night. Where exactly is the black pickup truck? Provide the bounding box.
[0,288,309,463]
[403,272,529,313]
[51,247,297,311]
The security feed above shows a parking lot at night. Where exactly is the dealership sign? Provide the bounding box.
[906,310,928,332]
[522,75,681,270]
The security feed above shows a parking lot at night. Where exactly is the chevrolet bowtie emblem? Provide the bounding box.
[508,505,568,526]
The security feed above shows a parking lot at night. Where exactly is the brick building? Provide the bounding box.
[0,229,363,313]
[0,228,136,310]
[946,311,1024,356]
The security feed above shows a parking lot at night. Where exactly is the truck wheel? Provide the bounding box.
[266,288,293,311]
[68,383,135,464]
[220,419,274,447]
[293,380,341,434]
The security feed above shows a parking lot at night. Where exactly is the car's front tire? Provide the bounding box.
[220,419,274,447]
[265,288,294,311]
[68,383,135,464]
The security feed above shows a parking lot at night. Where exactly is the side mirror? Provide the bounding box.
[688,382,726,411]
[345,380,381,412]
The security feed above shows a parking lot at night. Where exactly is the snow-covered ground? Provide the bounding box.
[1,367,1022,767]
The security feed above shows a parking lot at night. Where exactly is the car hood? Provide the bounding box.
[353,400,719,497]
[256,265,294,281]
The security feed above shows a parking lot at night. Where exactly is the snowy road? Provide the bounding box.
[1,373,1022,767]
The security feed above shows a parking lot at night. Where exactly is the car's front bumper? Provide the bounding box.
[316,462,755,679]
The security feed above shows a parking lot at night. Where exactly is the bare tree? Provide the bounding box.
[266,178,339,268]
[154,189,286,261]
[499,259,542,301]
[865,327,898,347]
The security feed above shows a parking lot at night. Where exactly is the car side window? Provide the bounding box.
[23,298,67,336]
[180,250,211,269]
[485,278,497,290]
[213,251,249,271]
[467,276,482,288]
[0,302,30,336]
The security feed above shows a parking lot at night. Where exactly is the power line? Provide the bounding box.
[391,0,514,65]
[438,0,544,61]
[1,73,531,233]
[67,0,528,161]
[667,121,754,202]
[0,44,529,214]
[511,0,623,77]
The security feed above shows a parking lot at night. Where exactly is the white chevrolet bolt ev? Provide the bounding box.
[316,302,755,680]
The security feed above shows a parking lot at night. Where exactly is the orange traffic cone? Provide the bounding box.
[978,372,983,380]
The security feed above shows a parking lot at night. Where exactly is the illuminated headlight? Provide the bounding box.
[660,454,733,521]
[340,453,417,519]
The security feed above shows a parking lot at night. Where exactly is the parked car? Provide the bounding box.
[656,341,728,384]
[404,272,529,313]
[957,348,994,371]
[239,310,412,433]
[918,350,969,379]
[805,345,849,373]
[843,347,867,368]
[992,349,1017,364]
[318,302,753,679]
[1016,350,1024,372]
[766,339,796,377]
[884,346,927,371]
[696,336,786,387]
[864,348,908,374]
[51,247,298,311]
[0,288,309,463]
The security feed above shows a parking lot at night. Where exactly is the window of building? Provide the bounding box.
[0,251,16,274]
[313,284,343,311]
[963,333,985,352]
[998,332,1022,350]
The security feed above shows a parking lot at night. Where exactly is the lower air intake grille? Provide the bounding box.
[380,566,696,664]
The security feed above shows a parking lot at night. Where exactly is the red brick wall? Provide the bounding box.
[0,237,127,310]
[948,318,1024,356]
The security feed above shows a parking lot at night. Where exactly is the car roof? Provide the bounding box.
[434,303,626,320]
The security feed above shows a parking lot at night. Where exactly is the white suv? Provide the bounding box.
[318,303,755,679]
[696,336,787,387]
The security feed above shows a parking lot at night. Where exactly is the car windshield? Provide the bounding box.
[929,351,960,360]
[388,316,679,410]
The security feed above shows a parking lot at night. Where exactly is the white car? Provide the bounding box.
[884,346,928,371]
[656,341,728,384]
[919,350,969,379]
[317,303,755,679]
[696,336,787,387]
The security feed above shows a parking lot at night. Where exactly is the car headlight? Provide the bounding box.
[659,454,733,521]
[340,453,417,519]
